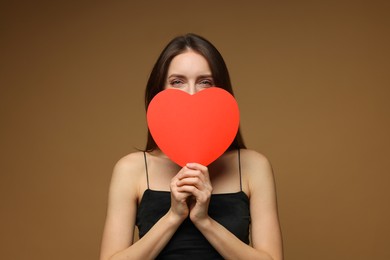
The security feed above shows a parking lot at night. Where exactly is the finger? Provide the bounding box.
[171,184,192,200]
[177,185,211,203]
[177,185,200,197]
[171,177,192,194]
[174,191,192,201]
[186,163,209,178]
[177,177,205,190]
[186,163,207,172]
[177,169,205,182]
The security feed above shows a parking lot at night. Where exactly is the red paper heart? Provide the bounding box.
[147,87,240,167]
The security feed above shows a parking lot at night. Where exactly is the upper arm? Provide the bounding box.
[100,153,143,260]
[244,150,283,260]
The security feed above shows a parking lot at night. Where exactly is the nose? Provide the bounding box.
[186,82,199,95]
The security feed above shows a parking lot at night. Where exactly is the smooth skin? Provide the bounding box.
[100,50,283,260]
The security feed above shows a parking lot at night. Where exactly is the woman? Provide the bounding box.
[100,33,283,260]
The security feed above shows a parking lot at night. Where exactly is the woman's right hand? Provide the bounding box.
[169,167,191,221]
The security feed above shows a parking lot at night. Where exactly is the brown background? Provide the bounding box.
[1,1,389,259]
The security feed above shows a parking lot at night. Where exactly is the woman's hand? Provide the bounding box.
[175,163,213,224]
[169,168,192,222]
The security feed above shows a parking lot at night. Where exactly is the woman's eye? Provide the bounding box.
[199,79,213,86]
[170,79,183,87]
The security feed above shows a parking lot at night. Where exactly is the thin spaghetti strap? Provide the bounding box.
[143,152,150,189]
[238,149,242,191]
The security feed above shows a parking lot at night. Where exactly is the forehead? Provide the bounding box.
[167,51,211,76]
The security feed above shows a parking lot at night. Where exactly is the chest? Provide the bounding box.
[136,189,250,242]
[144,159,243,194]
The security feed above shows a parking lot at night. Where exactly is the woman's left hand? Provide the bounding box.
[175,163,213,224]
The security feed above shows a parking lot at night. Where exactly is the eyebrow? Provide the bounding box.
[167,74,213,79]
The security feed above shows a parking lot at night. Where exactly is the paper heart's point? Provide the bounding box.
[147,87,240,166]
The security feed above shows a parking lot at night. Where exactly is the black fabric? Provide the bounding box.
[136,189,250,259]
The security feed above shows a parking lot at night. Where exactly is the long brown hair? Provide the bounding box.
[144,33,246,151]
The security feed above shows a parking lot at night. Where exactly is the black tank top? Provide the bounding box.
[136,150,250,259]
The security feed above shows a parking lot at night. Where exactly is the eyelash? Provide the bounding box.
[170,79,183,86]
[169,78,214,87]
[199,79,213,86]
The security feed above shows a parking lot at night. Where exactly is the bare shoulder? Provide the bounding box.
[109,151,146,201]
[239,149,275,197]
[240,149,273,173]
[113,151,145,176]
